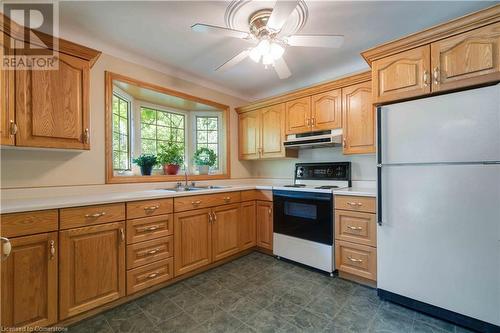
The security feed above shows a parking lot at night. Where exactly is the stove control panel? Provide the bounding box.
[294,162,351,181]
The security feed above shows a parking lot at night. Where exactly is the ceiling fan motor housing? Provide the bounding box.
[249,9,274,38]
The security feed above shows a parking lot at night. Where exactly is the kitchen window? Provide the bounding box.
[112,93,131,170]
[140,106,185,157]
[195,116,219,169]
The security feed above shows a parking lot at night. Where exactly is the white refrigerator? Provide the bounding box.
[377,84,500,331]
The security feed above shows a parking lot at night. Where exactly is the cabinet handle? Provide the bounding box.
[120,228,125,242]
[144,205,159,212]
[83,128,90,144]
[147,272,159,279]
[347,202,362,207]
[347,256,363,263]
[9,121,17,136]
[208,212,213,223]
[1,237,11,261]
[213,212,217,222]
[347,225,363,231]
[85,212,106,219]
[268,208,272,217]
[311,117,316,126]
[306,118,310,126]
[343,139,346,148]
[223,196,231,203]
[147,248,161,255]
[192,200,202,207]
[143,225,159,232]
[423,70,429,87]
[433,67,440,84]
[49,240,56,260]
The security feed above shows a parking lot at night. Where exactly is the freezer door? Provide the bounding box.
[378,164,500,325]
[381,84,500,164]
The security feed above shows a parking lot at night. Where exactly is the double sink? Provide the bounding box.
[161,185,230,193]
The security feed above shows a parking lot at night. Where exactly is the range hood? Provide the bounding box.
[283,129,343,148]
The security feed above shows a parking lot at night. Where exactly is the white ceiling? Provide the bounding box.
[59,1,495,101]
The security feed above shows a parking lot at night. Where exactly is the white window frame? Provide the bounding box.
[112,86,133,174]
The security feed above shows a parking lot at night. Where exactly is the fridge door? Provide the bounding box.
[381,84,500,164]
[378,163,500,325]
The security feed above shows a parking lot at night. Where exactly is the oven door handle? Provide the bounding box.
[272,191,332,201]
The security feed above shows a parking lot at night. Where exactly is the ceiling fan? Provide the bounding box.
[191,0,344,79]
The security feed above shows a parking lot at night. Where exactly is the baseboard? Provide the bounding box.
[377,289,500,333]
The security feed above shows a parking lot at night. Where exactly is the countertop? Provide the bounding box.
[333,187,377,197]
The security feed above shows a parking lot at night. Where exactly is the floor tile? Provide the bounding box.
[106,312,157,333]
[185,297,224,324]
[198,311,244,333]
[412,320,451,333]
[289,308,331,332]
[306,293,348,320]
[157,281,193,298]
[225,296,262,321]
[266,298,303,320]
[379,301,417,320]
[67,314,113,333]
[247,286,283,308]
[369,307,413,333]
[414,312,455,333]
[326,307,375,332]
[243,308,293,332]
[135,291,183,324]
[155,312,199,333]
[170,288,205,309]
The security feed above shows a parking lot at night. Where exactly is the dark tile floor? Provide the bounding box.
[68,252,474,333]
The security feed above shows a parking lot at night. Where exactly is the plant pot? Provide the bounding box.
[163,164,180,175]
[198,165,210,175]
[140,164,154,176]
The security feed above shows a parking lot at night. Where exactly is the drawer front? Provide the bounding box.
[335,240,376,281]
[335,210,376,247]
[126,214,173,244]
[174,192,241,212]
[335,195,376,213]
[127,198,173,220]
[60,203,125,229]
[126,236,173,269]
[241,190,272,202]
[1,210,58,237]
[127,258,173,295]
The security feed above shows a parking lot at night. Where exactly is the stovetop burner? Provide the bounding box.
[283,184,306,188]
[314,185,340,189]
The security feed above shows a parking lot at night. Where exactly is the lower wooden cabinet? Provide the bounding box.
[256,201,273,250]
[335,240,377,281]
[212,203,240,261]
[239,201,256,250]
[1,232,58,328]
[59,222,126,319]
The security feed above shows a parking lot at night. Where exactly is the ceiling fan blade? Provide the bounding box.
[286,35,345,48]
[267,0,299,32]
[216,49,250,72]
[191,23,250,39]
[273,57,291,79]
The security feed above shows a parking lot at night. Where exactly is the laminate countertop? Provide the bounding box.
[333,187,377,197]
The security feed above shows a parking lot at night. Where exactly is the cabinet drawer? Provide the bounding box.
[335,240,376,281]
[1,210,58,237]
[126,258,173,295]
[60,203,125,229]
[335,195,376,213]
[127,198,173,220]
[174,192,241,212]
[335,210,376,247]
[241,190,272,202]
[126,214,173,244]
[126,236,173,269]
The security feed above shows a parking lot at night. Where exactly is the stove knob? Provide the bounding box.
[327,168,333,176]
[297,167,304,178]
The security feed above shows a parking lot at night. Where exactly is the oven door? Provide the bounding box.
[273,190,333,245]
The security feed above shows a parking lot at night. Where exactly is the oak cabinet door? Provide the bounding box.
[239,201,256,250]
[372,45,431,104]
[238,110,261,160]
[285,96,311,134]
[431,22,500,93]
[0,32,15,146]
[342,81,375,155]
[256,201,273,250]
[261,103,286,158]
[1,232,58,328]
[59,222,125,319]
[311,89,342,131]
[212,203,240,261]
[174,208,212,276]
[15,50,90,149]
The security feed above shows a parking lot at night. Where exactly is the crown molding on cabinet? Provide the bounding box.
[361,4,500,66]
[235,70,371,113]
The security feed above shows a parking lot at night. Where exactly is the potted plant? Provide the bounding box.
[132,154,157,176]
[193,147,217,175]
[157,139,184,175]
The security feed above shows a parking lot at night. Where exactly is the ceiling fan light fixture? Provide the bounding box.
[249,47,262,63]
[270,42,284,60]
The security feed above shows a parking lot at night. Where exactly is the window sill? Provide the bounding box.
[106,173,230,184]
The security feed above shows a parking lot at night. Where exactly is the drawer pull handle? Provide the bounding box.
[148,272,159,279]
[223,196,231,203]
[347,226,363,231]
[213,212,217,222]
[347,202,363,207]
[85,212,106,218]
[1,237,11,261]
[120,228,125,242]
[192,200,202,207]
[144,205,159,212]
[147,248,161,255]
[347,257,363,263]
[433,67,440,84]
[145,226,159,232]
[49,240,56,260]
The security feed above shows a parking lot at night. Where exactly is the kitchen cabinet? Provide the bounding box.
[285,96,311,134]
[311,89,342,131]
[1,232,58,328]
[239,201,256,250]
[0,31,15,146]
[238,110,260,160]
[59,222,126,319]
[342,81,376,154]
[212,203,241,261]
[431,22,500,93]
[256,201,273,250]
[372,46,431,104]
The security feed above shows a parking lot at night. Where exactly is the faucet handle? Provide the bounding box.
[176,182,182,188]
[191,182,196,187]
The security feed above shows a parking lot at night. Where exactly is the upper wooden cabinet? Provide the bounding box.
[311,89,342,131]
[342,81,376,155]
[372,46,431,104]
[238,110,260,160]
[1,31,15,146]
[1,232,58,328]
[431,22,500,93]
[285,96,311,134]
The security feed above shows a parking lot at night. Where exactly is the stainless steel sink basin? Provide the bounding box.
[193,185,230,189]
[160,185,230,192]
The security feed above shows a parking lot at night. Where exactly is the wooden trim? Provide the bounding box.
[235,71,371,113]
[0,13,101,67]
[104,72,232,184]
[361,4,500,66]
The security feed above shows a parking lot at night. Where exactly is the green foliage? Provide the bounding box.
[157,136,184,166]
[193,147,217,167]
[132,154,157,167]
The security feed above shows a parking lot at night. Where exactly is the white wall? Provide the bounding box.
[0,53,253,189]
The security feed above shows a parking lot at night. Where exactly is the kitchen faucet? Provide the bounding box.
[184,164,188,187]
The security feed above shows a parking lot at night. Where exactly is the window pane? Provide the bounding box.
[207,144,218,153]
[176,129,185,143]
[207,118,218,130]
[141,108,156,124]
[171,114,184,128]
[157,126,170,140]
[112,94,130,170]
[207,130,218,143]
[157,111,170,127]
[197,131,207,143]
[142,139,156,155]
[141,123,156,140]
[119,100,128,118]
[119,117,128,133]
[112,96,119,115]
[119,134,128,152]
